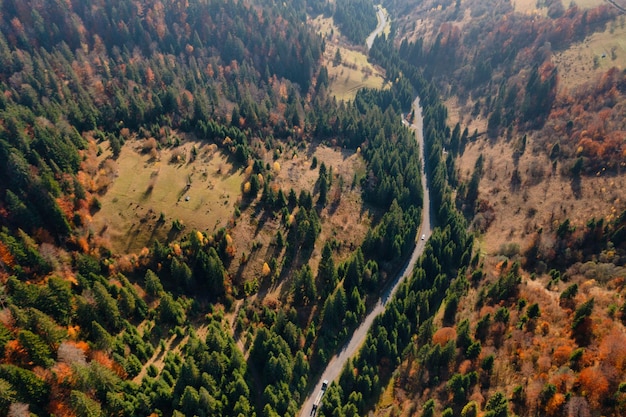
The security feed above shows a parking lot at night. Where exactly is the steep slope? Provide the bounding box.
[359,0,626,416]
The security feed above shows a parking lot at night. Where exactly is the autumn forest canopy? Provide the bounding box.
[0,0,625,416]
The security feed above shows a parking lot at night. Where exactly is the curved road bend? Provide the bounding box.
[366,5,387,50]
[298,97,431,417]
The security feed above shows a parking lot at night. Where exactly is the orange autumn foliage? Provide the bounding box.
[91,350,127,378]
[458,359,473,375]
[0,310,15,330]
[145,67,155,85]
[33,366,51,381]
[62,271,78,286]
[76,237,89,254]
[56,197,75,221]
[578,366,609,408]
[546,392,566,416]
[432,327,457,346]
[0,241,15,267]
[91,350,114,369]
[4,339,28,365]
[67,339,89,355]
[48,399,76,417]
[598,328,626,371]
[550,372,575,394]
[225,244,236,259]
[66,326,81,340]
[53,362,75,385]
[553,344,573,367]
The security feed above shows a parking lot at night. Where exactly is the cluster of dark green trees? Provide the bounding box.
[2,242,226,416]
[333,0,378,44]
[316,26,477,417]
[238,81,430,415]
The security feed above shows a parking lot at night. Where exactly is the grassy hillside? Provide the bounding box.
[310,14,388,101]
[90,138,244,254]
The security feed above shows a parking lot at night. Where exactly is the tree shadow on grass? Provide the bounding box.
[253,206,271,237]
[571,176,582,199]
[140,184,154,202]
[167,224,184,242]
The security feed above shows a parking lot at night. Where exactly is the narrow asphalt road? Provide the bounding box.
[298,96,431,417]
[366,5,387,50]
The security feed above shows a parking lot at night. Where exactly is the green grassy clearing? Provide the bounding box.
[310,14,388,101]
[327,44,388,101]
[554,18,626,91]
[514,0,606,14]
[91,140,244,253]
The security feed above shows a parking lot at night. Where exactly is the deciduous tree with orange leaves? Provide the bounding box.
[577,366,609,409]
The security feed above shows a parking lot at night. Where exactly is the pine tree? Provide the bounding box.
[318,242,338,298]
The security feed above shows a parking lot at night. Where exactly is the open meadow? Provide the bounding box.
[554,17,626,92]
[455,135,626,257]
[90,139,244,254]
[310,14,388,101]
[86,131,374,289]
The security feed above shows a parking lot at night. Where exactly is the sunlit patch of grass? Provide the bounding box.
[310,14,388,101]
[91,140,244,253]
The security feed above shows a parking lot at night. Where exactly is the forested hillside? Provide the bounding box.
[0,0,323,239]
[7,0,623,415]
[0,0,319,414]
[333,0,378,44]
[354,0,626,416]
[0,0,441,416]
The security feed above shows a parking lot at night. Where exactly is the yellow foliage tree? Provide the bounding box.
[273,161,281,173]
[262,262,271,277]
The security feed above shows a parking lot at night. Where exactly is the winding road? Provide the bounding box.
[366,5,387,50]
[298,96,432,417]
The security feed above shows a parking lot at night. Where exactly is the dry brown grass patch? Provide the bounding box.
[456,135,626,255]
